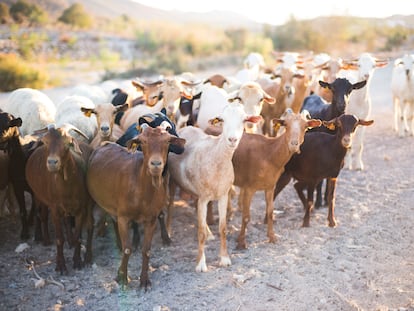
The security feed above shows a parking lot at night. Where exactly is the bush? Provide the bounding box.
[0,54,47,92]
[58,3,92,29]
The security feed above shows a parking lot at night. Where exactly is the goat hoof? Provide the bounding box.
[268,235,277,244]
[140,278,152,291]
[236,241,247,250]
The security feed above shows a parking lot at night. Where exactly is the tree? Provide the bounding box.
[9,0,31,23]
[0,3,10,24]
[9,0,47,25]
[58,3,92,28]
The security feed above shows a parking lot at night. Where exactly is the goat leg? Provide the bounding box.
[326,178,337,227]
[140,218,157,290]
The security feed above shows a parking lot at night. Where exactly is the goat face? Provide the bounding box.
[221,102,248,149]
[42,128,78,173]
[0,113,22,148]
[278,110,322,153]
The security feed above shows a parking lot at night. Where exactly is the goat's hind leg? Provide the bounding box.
[294,182,313,227]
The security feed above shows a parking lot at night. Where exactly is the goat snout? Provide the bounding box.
[289,140,300,152]
[227,137,239,147]
[342,135,352,148]
[149,157,164,175]
[47,157,60,172]
[100,125,110,136]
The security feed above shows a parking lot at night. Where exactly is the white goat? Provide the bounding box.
[340,53,388,170]
[3,88,56,136]
[167,101,261,272]
[196,85,229,131]
[391,54,414,137]
[228,81,275,134]
[55,95,98,143]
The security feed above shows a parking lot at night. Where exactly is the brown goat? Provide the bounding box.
[25,125,94,273]
[273,114,374,227]
[86,125,185,289]
[232,110,321,249]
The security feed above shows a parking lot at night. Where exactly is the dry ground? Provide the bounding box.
[0,64,413,311]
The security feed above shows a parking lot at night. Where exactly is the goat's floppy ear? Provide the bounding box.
[69,137,82,155]
[126,136,141,152]
[9,117,22,128]
[352,80,367,90]
[319,80,330,89]
[358,119,374,126]
[323,120,336,131]
[169,136,186,154]
[228,96,241,103]
[81,107,95,117]
[307,119,322,129]
[115,103,129,112]
[245,115,263,124]
[209,117,224,126]
[271,118,285,134]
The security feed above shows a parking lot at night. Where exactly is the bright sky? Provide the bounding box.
[134,0,413,25]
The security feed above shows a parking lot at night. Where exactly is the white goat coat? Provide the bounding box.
[4,88,56,136]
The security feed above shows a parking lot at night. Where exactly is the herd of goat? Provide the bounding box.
[0,51,413,290]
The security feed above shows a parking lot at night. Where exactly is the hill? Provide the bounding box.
[2,0,262,30]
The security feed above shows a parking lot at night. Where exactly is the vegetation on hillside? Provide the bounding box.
[0,1,413,90]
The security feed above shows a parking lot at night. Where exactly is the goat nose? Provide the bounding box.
[228,137,238,144]
[291,140,299,146]
[150,160,162,167]
[47,158,58,166]
[101,125,109,132]
[342,136,351,147]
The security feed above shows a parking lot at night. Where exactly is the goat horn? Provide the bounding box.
[59,123,89,140]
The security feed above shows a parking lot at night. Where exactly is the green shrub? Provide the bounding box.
[0,54,47,92]
[58,3,92,29]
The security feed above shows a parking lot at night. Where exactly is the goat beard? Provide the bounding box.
[151,175,162,188]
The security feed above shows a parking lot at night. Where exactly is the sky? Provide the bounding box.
[134,0,413,25]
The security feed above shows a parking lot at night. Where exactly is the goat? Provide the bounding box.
[25,124,94,273]
[3,88,56,137]
[301,78,367,207]
[232,109,321,249]
[391,54,414,137]
[273,114,373,227]
[302,78,367,122]
[81,102,128,148]
[86,124,185,289]
[55,95,98,143]
[0,112,30,239]
[167,101,262,272]
[340,53,387,170]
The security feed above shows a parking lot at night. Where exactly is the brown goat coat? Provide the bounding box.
[86,127,185,289]
[25,128,94,273]
[232,113,321,249]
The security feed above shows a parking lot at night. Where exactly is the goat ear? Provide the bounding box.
[70,138,82,155]
[9,117,22,128]
[126,136,141,152]
[180,90,193,100]
[209,117,223,126]
[132,80,145,91]
[353,80,367,90]
[271,119,285,134]
[307,119,322,129]
[81,107,95,117]
[169,136,186,154]
[358,119,374,126]
[323,120,336,131]
[116,103,129,112]
[319,80,330,89]
[263,92,276,104]
[245,115,263,124]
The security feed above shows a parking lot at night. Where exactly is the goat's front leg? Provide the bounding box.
[217,195,231,267]
[265,189,277,243]
[236,188,254,250]
[140,217,157,290]
[326,178,337,227]
[116,216,132,288]
[196,198,209,272]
